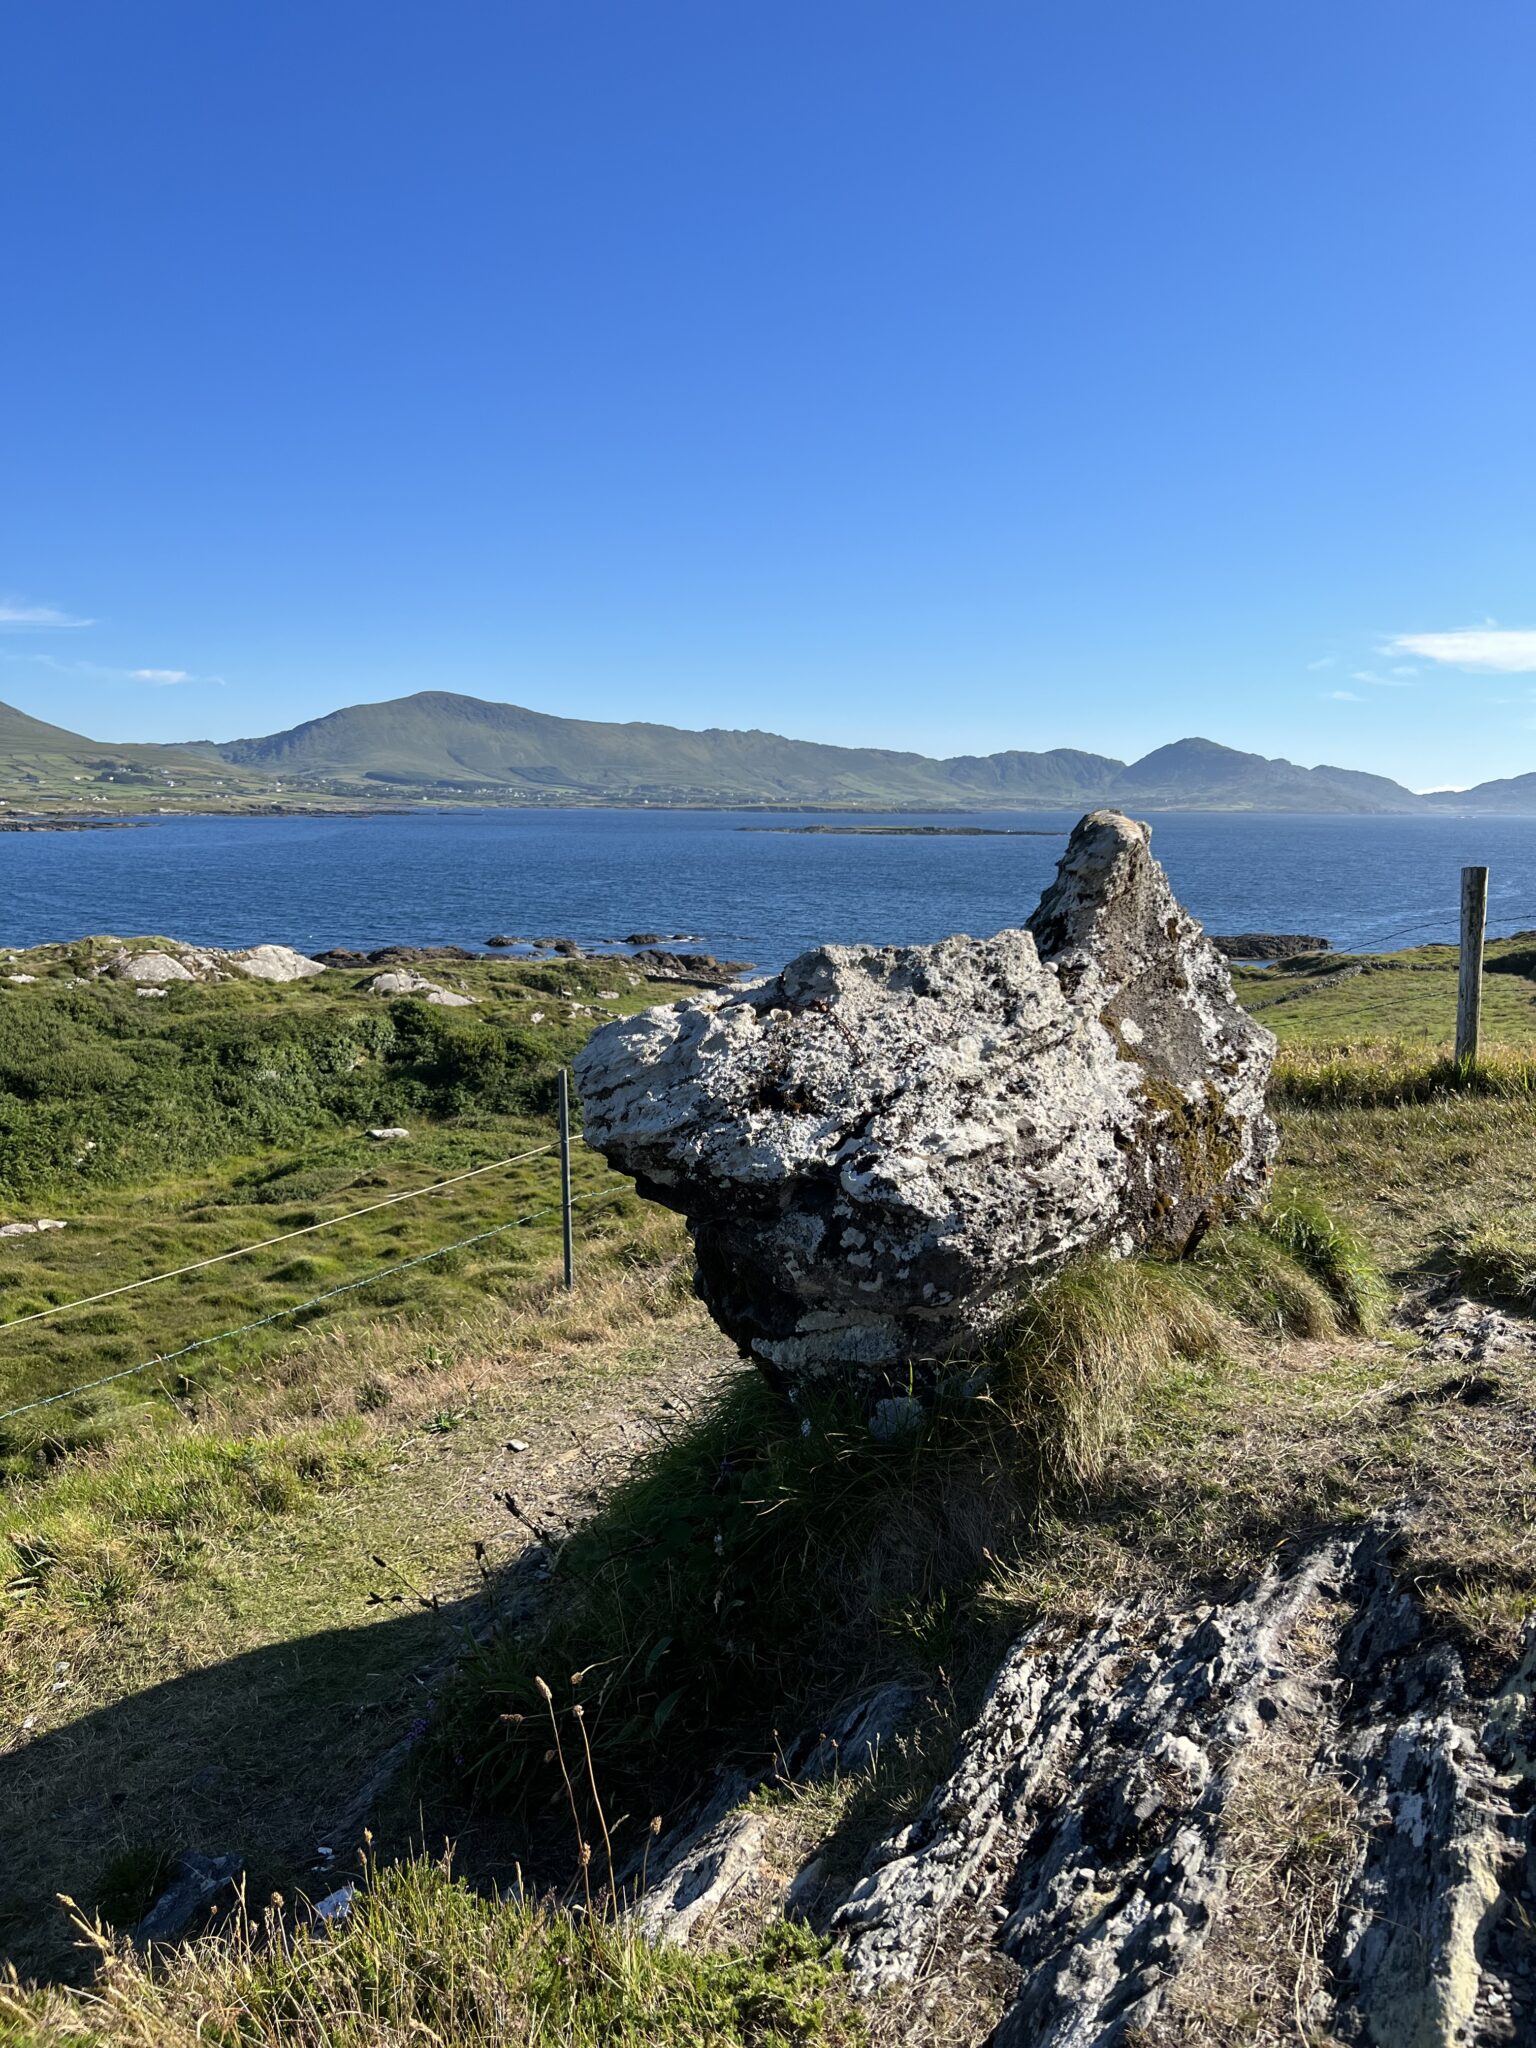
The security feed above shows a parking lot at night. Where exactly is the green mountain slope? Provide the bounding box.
[1109,738,1423,814]
[215,693,1433,811]
[0,701,259,804]
[1424,772,1536,814]
[217,691,1118,804]
[0,689,1478,812]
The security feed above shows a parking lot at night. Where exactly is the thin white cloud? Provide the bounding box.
[1388,629,1536,673]
[1328,689,1363,702]
[1,651,221,687]
[1306,655,1337,672]
[1351,669,1415,689]
[0,596,94,628]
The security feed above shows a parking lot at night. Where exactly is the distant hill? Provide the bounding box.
[1423,772,1536,815]
[3,686,1526,813]
[0,700,261,802]
[212,694,1434,811]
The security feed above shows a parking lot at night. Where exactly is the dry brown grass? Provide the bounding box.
[0,1855,867,2048]
[0,1215,729,1986]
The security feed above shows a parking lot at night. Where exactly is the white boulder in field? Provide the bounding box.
[110,950,195,984]
[368,970,475,1007]
[231,945,328,982]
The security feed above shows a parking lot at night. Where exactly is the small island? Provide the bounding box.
[737,823,1064,837]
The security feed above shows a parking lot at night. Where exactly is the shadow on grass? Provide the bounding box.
[2,1213,1373,1990]
[0,1370,1040,1989]
[0,1592,490,1986]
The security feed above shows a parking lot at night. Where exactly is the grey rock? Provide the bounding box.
[367,969,475,1006]
[133,1851,243,1945]
[1402,1284,1536,1368]
[366,1126,410,1141]
[576,811,1275,1399]
[831,1539,1536,2047]
[110,949,196,984]
[868,1395,925,1442]
[794,1683,922,1783]
[230,943,328,982]
[310,1882,358,1926]
[632,1802,771,1947]
[632,1685,922,1949]
[834,1541,1356,2028]
[0,1218,67,1238]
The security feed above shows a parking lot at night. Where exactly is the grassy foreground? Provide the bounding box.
[3,1861,867,2048]
[6,935,1536,2041]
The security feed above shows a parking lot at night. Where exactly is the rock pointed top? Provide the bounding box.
[576,810,1276,1400]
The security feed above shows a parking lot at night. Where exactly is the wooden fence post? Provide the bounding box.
[1457,865,1488,1067]
[558,1067,575,1289]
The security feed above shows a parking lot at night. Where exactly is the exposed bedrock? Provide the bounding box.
[633,1528,1536,2046]
[830,1534,1535,2047]
[575,810,1276,1397]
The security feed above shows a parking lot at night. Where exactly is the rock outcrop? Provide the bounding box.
[108,948,198,984]
[229,944,327,981]
[367,970,475,1007]
[631,1523,1536,2046]
[576,811,1275,1398]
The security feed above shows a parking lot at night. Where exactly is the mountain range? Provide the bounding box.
[1,690,1531,814]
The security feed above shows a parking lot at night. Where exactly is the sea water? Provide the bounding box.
[7,807,1536,971]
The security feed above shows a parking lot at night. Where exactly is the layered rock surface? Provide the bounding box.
[576,810,1276,1395]
[634,1518,1536,2045]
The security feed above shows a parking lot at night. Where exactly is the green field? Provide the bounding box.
[1232,934,1536,1047]
[0,944,685,1473]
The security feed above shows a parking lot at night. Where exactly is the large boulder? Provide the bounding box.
[367,970,476,1007]
[230,943,328,982]
[108,948,197,984]
[575,812,1275,1398]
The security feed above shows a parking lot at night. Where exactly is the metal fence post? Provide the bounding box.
[1457,865,1488,1068]
[558,1067,575,1288]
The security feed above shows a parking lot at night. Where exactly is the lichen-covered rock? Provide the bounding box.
[1025,809,1276,1261]
[830,1539,1535,2046]
[575,811,1275,1397]
[108,948,196,984]
[230,943,327,982]
[367,969,475,1006]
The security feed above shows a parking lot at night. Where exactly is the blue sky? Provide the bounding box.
[2,2,1533,788]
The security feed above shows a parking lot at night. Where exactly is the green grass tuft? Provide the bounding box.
[988,1255,1226,1483]
[1252,1184,1387,1330]
[1188,1223,1340,1339]
[1441,1214,1536,1308]
[3,1857,867,2047]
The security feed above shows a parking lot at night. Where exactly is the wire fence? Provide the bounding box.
[0,1069,612,1428]
[0,1185,623,1426]
[0,1145,556,1334]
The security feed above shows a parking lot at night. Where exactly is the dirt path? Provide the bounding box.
[2,1308,737,1983]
